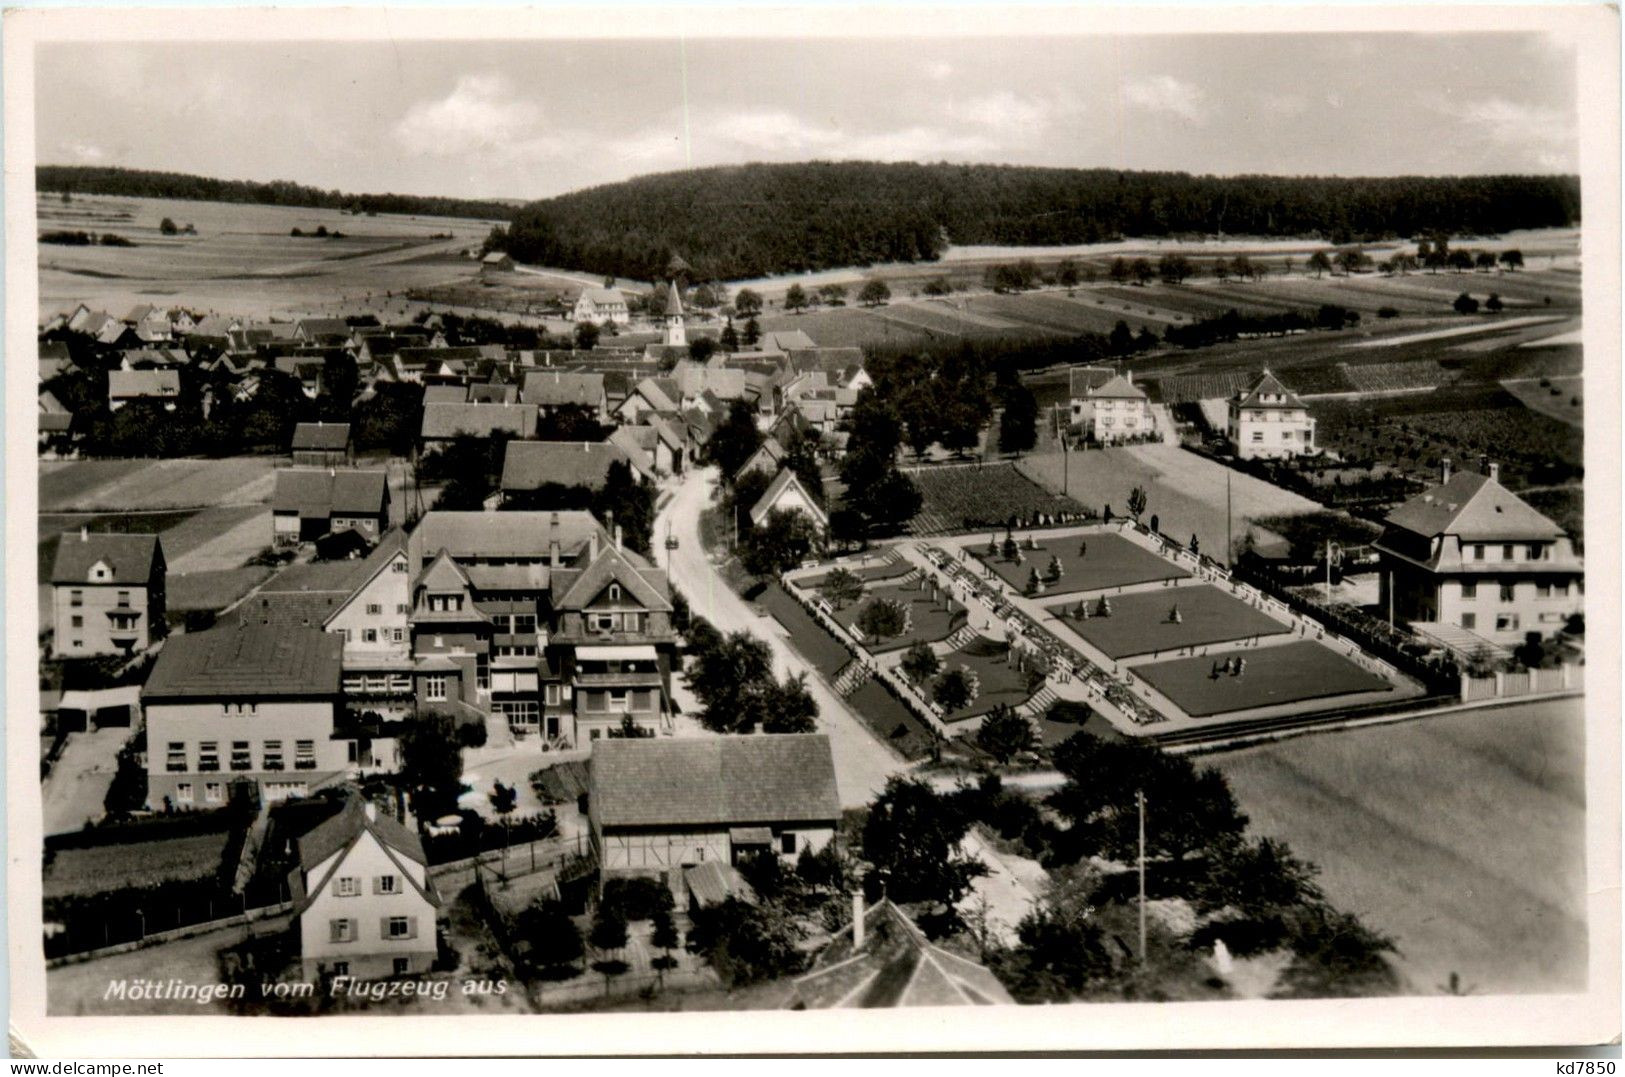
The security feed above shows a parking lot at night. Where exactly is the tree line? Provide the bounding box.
[495,161,1578,281]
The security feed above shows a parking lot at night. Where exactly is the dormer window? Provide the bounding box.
[609,584,621,601]
[90,561,112,582]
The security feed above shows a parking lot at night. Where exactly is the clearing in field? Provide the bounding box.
[934,637,1038,723]
[905,462,1088,535]
[1134,639,1394,718]
[837,578,966,653]
[1049,583,1290,659]
[976,531,1190,597]
[1212,698,1584,995]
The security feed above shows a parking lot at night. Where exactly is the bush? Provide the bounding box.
[1376,306,1399,319]
[455,718,488,749]
[600,876,675,922]
[100,234,136,247]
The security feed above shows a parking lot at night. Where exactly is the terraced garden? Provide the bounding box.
[836,579,965,653]
[976,531,1190,597]
[934,637,1039,723]
[1134,639,1397,718]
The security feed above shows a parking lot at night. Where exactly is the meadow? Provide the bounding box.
[1211,698,1587,995]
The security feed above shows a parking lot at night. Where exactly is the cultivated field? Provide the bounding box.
[1212,698,1586,995]
[37,193,494,322]
[904,462,1088,535]
[977,531,1190,597]
[1048,583,1290,659]
[1135,639,1395,717]
[40,458,274,512]
[43,832,230,899]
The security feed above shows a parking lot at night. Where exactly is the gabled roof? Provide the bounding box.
[520,370,605,409]
[189,315,236,338]
[292,795,439,915]
[290,422,351,452]
[735,437,785,480]
[296,318,350,339]
[1383,470,1565,542]
[272,468,389,519]
[750,468,829,529]
[608,425,659,475]
[589,734,839,829]
[577,287,627,308]
[121,347,190,368]
[321,529,409,627]
[143,624,342,700]
[501,440,629,493]
[409,510,610,564]
[552,542,671,613]
[1086,373,1146,401]
[649,413,687,452]
[50,532,163,585]
[417,547,477,594]
[1235,369,1306,410]
[421,401,539,441]
[481,250,513,265]
[468,382,519,405]
[108,369,179,398]
[423,385,468,404]
[759,329,817,353]
[629,376,681,413]
[793,899,1016,1008]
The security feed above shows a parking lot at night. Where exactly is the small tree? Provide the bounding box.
[902,640,942,685]
[733,288,763,316]
[858,280,892,307]
[818,567,865,611]
[490,780,518,880]
[855,597,908,641]
[975,704,1036,763]
[650,906,681,987]
[1453,292,1480,315]
[934,668,976,714]
[159,217,179,236]
[1024,567,1042,596]
[784,283,808,313]
[1485,293,1504,313]
[1127,485,1148,521]
[1306,251,1332,279]
[574,321,601,349]
[517,898,584,978]
[1001,533,1019,561]
[1044,553,1064,583]
[1095,595,1112,618]
[590,906,630,996]
[1499,249,1524,272]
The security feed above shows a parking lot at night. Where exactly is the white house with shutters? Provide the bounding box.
[1228,370,1317,460]
[1069,369,1153,444]
[290,795,440,981]
[573,287,630,326]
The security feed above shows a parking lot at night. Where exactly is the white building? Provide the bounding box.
[749,468,829,535]
[661,280,687,348]
[573,287,630,326]
[290,795,441,981]
[1069,369,1152,444]
[1374,462,1584,649]
[1228,370,1317,459]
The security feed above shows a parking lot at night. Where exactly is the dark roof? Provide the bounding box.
[520,371,605,408]
[421,402,538,441]
[296,318,350,339]
[661,281,685,317]
[501,440,629,492]
[290,422,351,452]
[793,899,1015,1007]
[552,543,671,612]
[750,468,828,528]
[409,510,609,564]
[238,590,348,629]
[590,734,839,829]
[143,624,342,699]
[50,532,163,585]
[108,369,180,398]
[1383,470,1564,541]
[272,468,389,518]
[1234,370,1307,410]
[292,795,438,914]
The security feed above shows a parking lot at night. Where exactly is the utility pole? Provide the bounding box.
[1137,788,1148,966]
[1225,470,1233,569]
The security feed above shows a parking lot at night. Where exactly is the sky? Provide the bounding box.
[35,33,1577,202]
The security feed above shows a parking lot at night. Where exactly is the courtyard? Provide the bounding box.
[1133,639,1396,718]
[1048,583,1291,659]
[974,530,1189,597]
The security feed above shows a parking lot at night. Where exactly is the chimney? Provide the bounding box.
[588,532,599,561]
[1479,453,1490,476]
[549,512,561,565]
[1441,458,1452,484]
[852,891,866,949]
[614,524,623,550]
[80,525,89,543]
[1489,462,1501,483]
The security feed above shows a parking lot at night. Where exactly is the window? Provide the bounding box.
[1500,583,1516,603]
[263,740,284,771]
[386,916,411,939]
[1502,544,1515,561]
[334,876,360,898]
[1250,431,1264,443]
[295,740,316,770]
[1473,544,1486,561]
[376,875,399,895]
[70,615,83,629]
[176,783,194,802]
[337,628,352,642]
[1536,583,1552,598]
[780,833,797,855]
[610,690,628,709]
[1461,613,1477,630]
[425,675,447,702]
[204,782,224,804]
[396,603,409,614]
[393,958,411,977]
[595,614,616,632]
[332,961,350,977]
[429,594,464,612]
[363,629,378,643]
[366,603,382,615]
[230,741,252,771]
[166,742,187,772]
[329,919,356,943]
[545,683,561,706]
[71,639,82,649]
[69,589,83,608]
[1496,614,1520,632]
[392,628,405,643]
[116,590,131,608]
[1460,581,1477,599]
[197,742,220,772]
[1528,544,1544,560]
[392,561,408,573]
[511,614,537,634]
[609,584,621,601]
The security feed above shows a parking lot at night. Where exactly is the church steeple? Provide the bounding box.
[661,274,686,348]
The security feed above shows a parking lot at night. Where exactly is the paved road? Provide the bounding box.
[654,467,909,808]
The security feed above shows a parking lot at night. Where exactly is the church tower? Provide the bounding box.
[661,252,691,349]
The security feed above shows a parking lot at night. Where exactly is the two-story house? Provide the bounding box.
[1069,369,1152,444]
[50,530,166,656]
[142,624,346,808]
[290,794,440,980]
[272,469,390,546]
[573,287,630,326]
[290,422,352,467]
[1228,370,1317,459]
[1374,461,1584,649]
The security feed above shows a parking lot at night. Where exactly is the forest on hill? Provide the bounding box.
[36,165,515,223]
[497,162,1580,281]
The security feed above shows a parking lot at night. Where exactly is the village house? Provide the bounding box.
[294,318,352,346]
[1374,461,1585,651]
[608,424,675,480]
[39,340,75,382]
[50,530,166,656]
[750,468,829,536]
[499,440,638,503]
[108,368,181,412]
[124,304,174,342]
[1228,370,1317,459]
[418,402,540,451]
[615,376,682,424]
[792,898,1016,1007]
[290,794,441,981]
[1070,368,1153,444]
[480,251,516,274]
[141,623,347,808]
[519,370,609,422]
[290,422,352,467]
[573,286,630,326]
[735,437,786,482]
[589,734,840,881]
[272,468,391,546]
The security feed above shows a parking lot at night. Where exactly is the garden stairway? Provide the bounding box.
[832,660,874,697]
[1018,682,1061,720]
[942,625,981,652]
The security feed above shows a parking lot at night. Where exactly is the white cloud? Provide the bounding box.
[697,109,996,161]
[925,60,955,82]
[66,141,106,162]
[1124,75,1207,124]
[947,92,1058,131]
[394,74,558,159]
[1434,96,1576,169]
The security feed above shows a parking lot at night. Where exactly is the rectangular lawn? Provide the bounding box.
[799,560,914,591]
[1050,584,1290,659]
[1135,639,1395,718]
[936,638,1037,723]
[839,580,965,654]
[976,531,1189,596]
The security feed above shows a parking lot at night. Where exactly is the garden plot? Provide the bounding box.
[44,832,231,899]
[799,559,915,591]
[976,531,1190,597]
[1345,315,1560,350]
[1050,584,1290,659]
[39,457,274,511]
[933,637,1040,724]
[1135,639,1396,718]
[906,462,1088,535]
[837,578,965,654]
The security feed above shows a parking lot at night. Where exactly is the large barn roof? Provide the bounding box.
[590,734,839,829]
